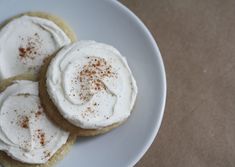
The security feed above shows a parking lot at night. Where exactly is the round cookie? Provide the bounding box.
[39,56,125,136]
[0,12,77,80]
[0,75,77,167]
[39,41,138,136]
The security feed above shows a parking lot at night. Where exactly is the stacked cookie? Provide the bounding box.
[0,12,137,167]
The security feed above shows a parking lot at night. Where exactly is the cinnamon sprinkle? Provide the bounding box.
[19,116,29,129]
[18,33,43,63]
[72,57,116,102]
[40,133,45,146]
[35,104,43,118]
[36,129,46,146]
[35,111,42,118]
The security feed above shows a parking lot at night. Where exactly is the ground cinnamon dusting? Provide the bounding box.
[18,33,43,63]
[35,104,43,118]
[40,133,45,146]
[35,111,42,118]
[20,116,29,129]
[73,57,116,102]
[36,129,46,146]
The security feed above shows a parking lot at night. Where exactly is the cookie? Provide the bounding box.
[0,75,77,167]
[39,41,137,136]
[0,12,76,80]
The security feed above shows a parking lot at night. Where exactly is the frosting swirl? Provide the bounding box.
[0,80,69,164]
[46,41,137,129]
[0,15,71,80]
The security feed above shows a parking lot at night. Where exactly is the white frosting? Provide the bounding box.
[0,15,71,80]
[0,80,69,164]
[46,41,137,129]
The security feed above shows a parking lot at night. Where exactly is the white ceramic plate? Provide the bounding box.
[0,0,166,166]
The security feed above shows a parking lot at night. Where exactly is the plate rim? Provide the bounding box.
[112,0,167,166]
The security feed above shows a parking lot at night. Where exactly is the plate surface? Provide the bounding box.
[0,0,166,166]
